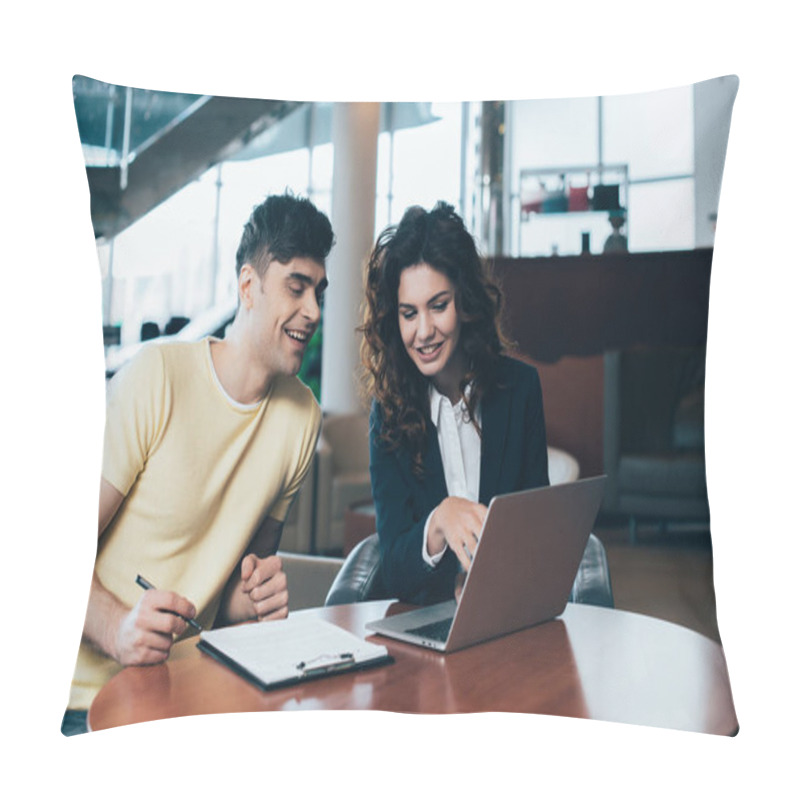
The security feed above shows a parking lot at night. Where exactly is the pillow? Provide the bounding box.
[64,75,738,737]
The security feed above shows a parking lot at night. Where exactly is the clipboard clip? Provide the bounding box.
[296,652,355,678]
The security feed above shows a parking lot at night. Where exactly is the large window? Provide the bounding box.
[378,102,463,230]
[98,101,463,353]
[99,148,311,348]
[98,167,220,347]
[97,88,710,354]
[508,85,695,257]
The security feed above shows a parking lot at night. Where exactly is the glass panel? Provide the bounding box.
[73,77,202,166]
[375,130,393,235]
[105,169,219,345]
[216,148,311,296]
[310,142,334,194]
[517,177,694,255]
[509,96,598,183]
[627,179,695,252]
[518,210,613,258]
[389,102,462,223]
[374,195,390,240]
[602,85,694,180]
[104,148,313,347]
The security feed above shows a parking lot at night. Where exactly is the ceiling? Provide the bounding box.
[73,76,301,239]
[73,77,440,240]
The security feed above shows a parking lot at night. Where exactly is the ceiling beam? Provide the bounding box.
[87,96,302,239]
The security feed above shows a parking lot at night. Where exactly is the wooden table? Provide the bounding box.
[88,600,738,735]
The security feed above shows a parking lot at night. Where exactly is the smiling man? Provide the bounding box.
[63,193,334,735]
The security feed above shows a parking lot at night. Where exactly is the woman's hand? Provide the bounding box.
[427,496,488,572]
[454,571,466,603]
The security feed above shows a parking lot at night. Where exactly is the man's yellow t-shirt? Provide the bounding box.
[69,338,321,709]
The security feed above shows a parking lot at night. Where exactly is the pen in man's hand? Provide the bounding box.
[135,574,204,632]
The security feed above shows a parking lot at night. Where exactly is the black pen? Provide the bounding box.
[135,574,204,632]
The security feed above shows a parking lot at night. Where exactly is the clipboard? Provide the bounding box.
[196,615,392,691]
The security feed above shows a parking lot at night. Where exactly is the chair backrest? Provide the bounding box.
[547,446,580,485]
[325,533,387,605]
[324,531,614,609]
[278,551,345,611]
[320,412,370,472]
[568,533,614,607]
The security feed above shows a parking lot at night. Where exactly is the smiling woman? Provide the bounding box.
[397,263,464,402]
[359,202,549,605]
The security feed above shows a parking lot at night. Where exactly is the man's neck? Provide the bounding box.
[209,326,274,406]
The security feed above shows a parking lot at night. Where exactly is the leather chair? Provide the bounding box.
[603,347,710,542]
[277,550,345,611]
[325,531,614,608]
[314,412,371,554]
[547,446,580,485]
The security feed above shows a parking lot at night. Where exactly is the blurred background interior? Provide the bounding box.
[74,76,736,641]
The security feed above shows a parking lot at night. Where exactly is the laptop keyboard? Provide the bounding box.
[406,617,454,642]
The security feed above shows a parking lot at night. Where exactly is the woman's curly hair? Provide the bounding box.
[359,202,509,478]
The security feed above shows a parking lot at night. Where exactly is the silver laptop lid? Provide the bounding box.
[366,475,607,653]
[445,475,607,651]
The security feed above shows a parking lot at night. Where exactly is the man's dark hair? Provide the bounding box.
[235,192,334,276]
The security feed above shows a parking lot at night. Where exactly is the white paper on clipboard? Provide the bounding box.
[197,615,390,689]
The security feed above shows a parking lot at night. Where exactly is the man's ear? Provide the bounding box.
[238,263,257,309]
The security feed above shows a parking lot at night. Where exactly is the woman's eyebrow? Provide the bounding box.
[426,290,452,305]
[398,290,451,309]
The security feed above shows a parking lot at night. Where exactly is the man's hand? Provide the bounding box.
[112,589,197,666]
[84,572,197,668]
[239,554,289,622]
[428,496,488,572]
[216,516,287,626]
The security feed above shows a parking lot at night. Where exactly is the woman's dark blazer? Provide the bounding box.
[369,356,549,606]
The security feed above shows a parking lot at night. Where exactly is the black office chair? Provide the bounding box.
[324,532,614,608]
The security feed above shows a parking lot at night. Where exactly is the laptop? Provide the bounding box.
[365,475,607,653]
